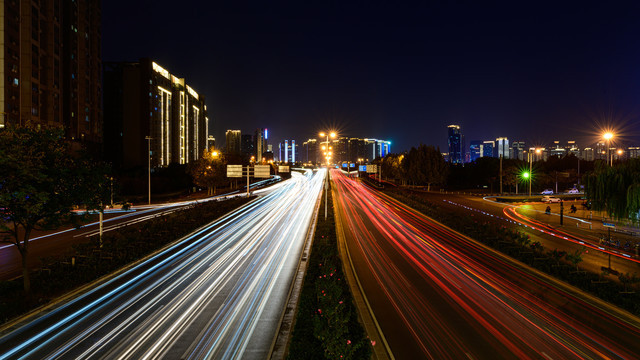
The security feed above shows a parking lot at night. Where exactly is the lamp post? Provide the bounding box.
[527,148,541,197]
[145,136,152,204]
[110,176,114,208]
[319,131,336,220]
[603,132,613,166]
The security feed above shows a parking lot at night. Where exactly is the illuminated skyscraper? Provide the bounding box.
[481,141,495,158]
[496,137,510,159]
[279,139,298,163]
[469,141,482,162]
[447,125,463,164]
[225,130,241,156]
[254,128,268,161]
[511,141,525,160]
[302,139,318,164]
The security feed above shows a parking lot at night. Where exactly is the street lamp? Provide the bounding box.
[527,148,540,197]
[603,132,613,166]
[319,131,337,220]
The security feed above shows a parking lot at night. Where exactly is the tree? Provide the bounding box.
[402,145,448,190]
[584,159,640,222]
[565,247,585,272]
[0,127,107,293]
[618,272,639,294]
[188,149,227,195]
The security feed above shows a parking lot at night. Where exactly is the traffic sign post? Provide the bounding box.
[602,222,616,268]
[227,164,272,197]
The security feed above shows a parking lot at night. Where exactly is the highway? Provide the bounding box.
[0,170,324,360]
[332,169,640,359]
[0,177,279,281]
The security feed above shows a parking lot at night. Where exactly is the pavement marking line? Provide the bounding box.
[332,184,394,360]
[541,352,554,360]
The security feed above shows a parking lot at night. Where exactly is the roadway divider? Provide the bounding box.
[286,179,374,359]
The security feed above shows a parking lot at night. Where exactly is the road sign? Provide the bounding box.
[359,165,366,172]
[254,165,271,178]
[366,164,378,173]
[603,222,615,228]
[227,165,243,178]
[278,165,290,173]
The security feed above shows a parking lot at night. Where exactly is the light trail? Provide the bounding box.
[0,176,281,251]
[0,170,323,360]
[332,170,640,359]
[443,199,640,264]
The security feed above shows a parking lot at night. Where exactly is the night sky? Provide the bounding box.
[103,1,640,153]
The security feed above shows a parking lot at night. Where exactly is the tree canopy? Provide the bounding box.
[584,159,640,222]
[0,126,110,293]
[187,149,228,195]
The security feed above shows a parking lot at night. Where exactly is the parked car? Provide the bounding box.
[565,188,579,194]
[541,189,554,195]
[542,196,561,203]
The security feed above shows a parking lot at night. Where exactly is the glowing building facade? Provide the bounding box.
[103,59,208,170]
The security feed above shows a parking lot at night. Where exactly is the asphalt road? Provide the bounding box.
[332,170,640,359]
[0,177,278,281]
[426,192,640,276]
[0,170,324,360]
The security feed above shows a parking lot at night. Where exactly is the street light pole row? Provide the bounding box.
[319,131,336,220]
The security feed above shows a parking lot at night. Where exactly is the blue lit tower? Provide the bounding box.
[447,125,464,164]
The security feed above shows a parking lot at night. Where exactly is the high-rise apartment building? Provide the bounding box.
[302,139,318,164]
[447,125,463,164]
[103,59,209,170]
[495,137,509,159]
[363,138,391,162]
[241,134,254,161]
[0,0,102,150]
[225,129,241,156]
[511,141,526,161]
[481,141,495,158]
[469,141,482,162]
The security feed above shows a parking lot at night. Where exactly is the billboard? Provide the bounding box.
[254,165,271,178]
[227,165,243,178]
[366,164,378,173]
[278,165,290,173]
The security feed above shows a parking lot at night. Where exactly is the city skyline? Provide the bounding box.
[102,2,640,153]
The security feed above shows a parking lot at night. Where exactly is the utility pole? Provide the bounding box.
[146,136,152,204]
[528,152,532,197]
[110,177,114,208]
[499,154,503,194]
[325,172,329,220]
[247,166,251,197]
